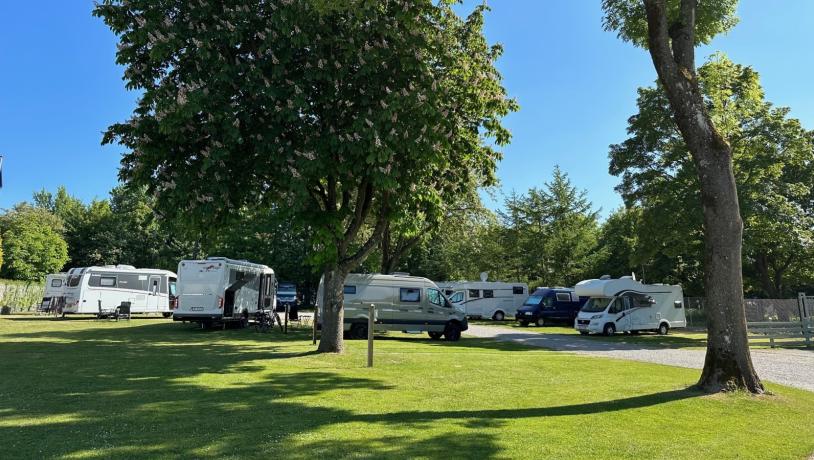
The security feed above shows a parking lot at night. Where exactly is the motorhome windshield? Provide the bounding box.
[581,297,612,313]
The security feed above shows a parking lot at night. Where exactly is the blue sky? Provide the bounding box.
[1,1,813,218]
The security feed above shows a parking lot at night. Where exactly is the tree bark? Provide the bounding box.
[643,0,763,393]
[317,266,349,353]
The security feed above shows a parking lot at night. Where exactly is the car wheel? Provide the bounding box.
[603,323,616,336]
[444,323,462,342]
[535,317,545,327]
[428,331,443,340]
[350,323,368,340]
[658,323,669,335]
[579,331,589,336]
[519,321,529,327]
[492,311,505,321]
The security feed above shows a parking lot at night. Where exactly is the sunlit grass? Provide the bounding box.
[1,315,813,459]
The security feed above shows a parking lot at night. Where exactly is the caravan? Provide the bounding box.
[63,265,177,316]
[317,273,468,341]
[174,257,276,327]
[39,273,67,313]
[437,281,528,320]
[574,276,686,335]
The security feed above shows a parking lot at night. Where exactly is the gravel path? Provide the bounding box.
[466,324,814,392]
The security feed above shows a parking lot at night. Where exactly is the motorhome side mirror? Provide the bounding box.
[674,300,683,309]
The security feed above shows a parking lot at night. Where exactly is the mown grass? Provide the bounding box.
[1,315,813,459]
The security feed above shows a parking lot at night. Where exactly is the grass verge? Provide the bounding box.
[1,315,813,459]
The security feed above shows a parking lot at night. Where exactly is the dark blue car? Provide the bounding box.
[515,288,588,327]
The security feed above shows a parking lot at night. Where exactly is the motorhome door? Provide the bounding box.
[609,297,631,331]
[147,275,162,311]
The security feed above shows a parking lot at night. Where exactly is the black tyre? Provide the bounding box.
[162,312,172,318]
[535,317,545,327]
[579,331,589,336]
[350,323,368,340]
[240,312,249,329]
[444,322,462,342]
[428,331,444,340]
[492,311,505,321]
[519,321,529,327]
[603,323,616,336]
[658,323,669,335]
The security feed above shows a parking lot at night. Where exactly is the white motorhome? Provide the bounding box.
[437,281,528,320]
[63,265,177,317]
[574,276,686,335]
[317,273,468,341]
[39,273,67,313]
[174,257,275,327]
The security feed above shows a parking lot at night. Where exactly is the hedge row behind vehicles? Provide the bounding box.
[317,273,468,341]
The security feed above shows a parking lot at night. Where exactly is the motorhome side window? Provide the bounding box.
[100,276,117,287]
[51,279,62,287]
[400,288,420,303]
[628,293,654,308]
[343,285,357,295]
[556,292,571,302]
[483,290,494,298]
[608,298,627,314]
[450,292,464,303]
[427,288,443,306]
[513,286,524,295]
[469,289,480,298]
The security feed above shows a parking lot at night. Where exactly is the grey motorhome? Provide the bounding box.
[174,258,276,327]
[317,273,468,341]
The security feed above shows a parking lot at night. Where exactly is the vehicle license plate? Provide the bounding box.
[191,307,204,311]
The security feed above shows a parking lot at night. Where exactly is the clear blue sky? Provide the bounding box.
[1,1,813,218]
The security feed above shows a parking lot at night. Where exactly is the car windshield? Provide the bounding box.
[581,297,612,313]
[523,294,544,306]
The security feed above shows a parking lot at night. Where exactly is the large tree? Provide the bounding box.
[610,55,814,299]
[95,0,515,352]
[603,0,763,392]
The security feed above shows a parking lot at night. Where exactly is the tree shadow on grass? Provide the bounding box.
[0,320,704,459]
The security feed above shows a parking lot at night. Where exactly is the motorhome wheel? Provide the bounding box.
[658,323,669,335]
[492,311,505,321]
[603,323,616,336]
[350,323,368,340]
[162,312,172,318]
[444,323,462,341]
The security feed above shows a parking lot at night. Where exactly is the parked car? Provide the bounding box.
[574,275,686,335]
[276,282,298,312]
[515,287,587,327]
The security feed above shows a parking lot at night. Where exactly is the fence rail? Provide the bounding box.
[683,296,809,328]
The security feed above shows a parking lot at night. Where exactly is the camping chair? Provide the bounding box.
[115,302,131,321]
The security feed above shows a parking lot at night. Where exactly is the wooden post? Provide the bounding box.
[367,304,374,368]
[312,307,318,345]
[284,304,289,334]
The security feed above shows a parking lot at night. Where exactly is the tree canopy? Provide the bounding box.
[0,205,69,281]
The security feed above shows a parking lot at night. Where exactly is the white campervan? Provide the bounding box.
[63,265,177,317]
[39,273,67,313]
[317,273,468,341]
[437,281,528,320]
[174,257,276,327]
[574,276,686,335]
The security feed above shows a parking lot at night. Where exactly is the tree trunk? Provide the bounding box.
[643,0,763,393]
[694,151,763,393]
[317,266,349,353]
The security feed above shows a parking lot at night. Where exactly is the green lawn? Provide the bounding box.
[2,315,814,459]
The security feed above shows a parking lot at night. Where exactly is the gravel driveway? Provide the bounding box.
[466,324,814,392]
